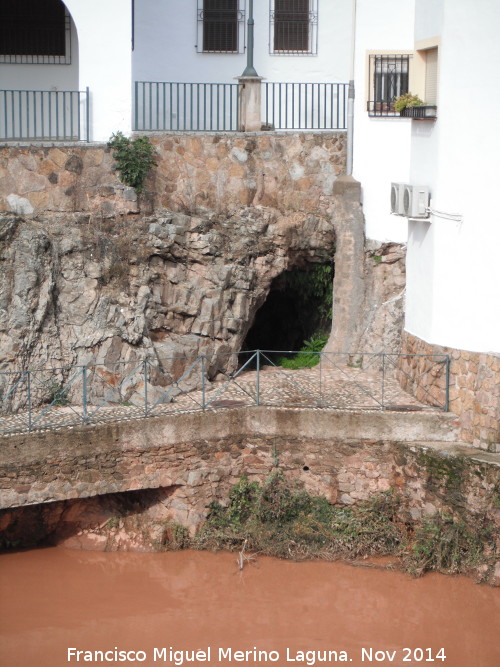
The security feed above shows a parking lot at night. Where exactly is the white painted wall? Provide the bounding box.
[351,0,415,243]
[65,0,132,141]
[405,0,500,353]
[132,0,352,83]
[1,1,133,141]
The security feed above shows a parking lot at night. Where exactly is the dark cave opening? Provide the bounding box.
[242,263,334,355]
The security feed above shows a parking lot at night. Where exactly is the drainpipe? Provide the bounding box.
[346,0,357,176]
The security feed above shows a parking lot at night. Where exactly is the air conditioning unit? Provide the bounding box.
[390,183,406,215]
[403,185,430,218]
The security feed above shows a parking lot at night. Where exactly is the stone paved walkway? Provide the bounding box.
[0,362,440,436]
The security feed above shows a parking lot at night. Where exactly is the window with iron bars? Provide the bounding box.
[197,0,246,53]
[270,0,318,55]
[0,0,71,64]
[367,54,411,116]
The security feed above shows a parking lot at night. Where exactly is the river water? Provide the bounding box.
[0,548,498,667]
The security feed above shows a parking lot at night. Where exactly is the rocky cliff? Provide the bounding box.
[0,207,335,396]
[0,136,407,409]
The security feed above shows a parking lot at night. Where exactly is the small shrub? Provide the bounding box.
[45,380,70,406]
[403,513,496,579]
[107,131,157,193]
[278,333,328,369]
[394,93,424,112]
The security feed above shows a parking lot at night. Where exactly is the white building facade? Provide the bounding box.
[0,1,354,140]
[352,0,500,356]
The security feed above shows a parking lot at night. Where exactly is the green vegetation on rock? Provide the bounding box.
[107,131,157,193]
[278,333,328,369]
[191,472,498,582]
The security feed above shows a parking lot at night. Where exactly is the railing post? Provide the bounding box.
[134,81,138,131]
[444,355,450,412]
[319,351,323,407]
[82,365,88,424]
[27,371,32,431]
[237,75,263,131]
[256,350,260,406]
[201,355,206,409]
[85,87,90,142]
[143,359,149,416]
[381,353,385,409]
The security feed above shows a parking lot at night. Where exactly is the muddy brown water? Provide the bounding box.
[0,548,498,667]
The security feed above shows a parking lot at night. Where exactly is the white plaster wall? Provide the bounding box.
[65,0,132,141]
[0,16,79,91]
[352,0,415,243]
[405,0,500,353]
[133,0,352,83]
[414,0,443,42]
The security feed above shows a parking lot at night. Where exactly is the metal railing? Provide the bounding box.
[134,81,239,132]
[0,88,90,142]
[0,350,449,435]
[263,82,348,130]
[367,53,411,118]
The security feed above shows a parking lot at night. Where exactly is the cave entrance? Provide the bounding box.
[243,263,333,357]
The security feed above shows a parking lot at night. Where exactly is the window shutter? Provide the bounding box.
[203,0,238,52]
[0,0,66,57]
[274,0,309,52]
[425,48,438,105]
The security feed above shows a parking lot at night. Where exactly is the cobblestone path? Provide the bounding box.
[0,362,437,437]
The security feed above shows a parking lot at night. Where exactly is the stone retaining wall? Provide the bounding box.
[0,408,497,548]
[0,132,346,218]
[0,405,478,511]
[147,132,346,215]
[400,331,500,451]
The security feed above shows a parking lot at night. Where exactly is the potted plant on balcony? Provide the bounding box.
[394,93,423,114]
[394,93,437,119]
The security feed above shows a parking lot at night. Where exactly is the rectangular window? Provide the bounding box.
[270,0,318,55]
[198,0,245,53]
[367,54,411,116]
[0,0,71,64]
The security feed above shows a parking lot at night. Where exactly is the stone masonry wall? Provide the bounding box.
[0,408,497,547]
[400,331,500,451]
[0,132,346,218]
[147,132,346,215]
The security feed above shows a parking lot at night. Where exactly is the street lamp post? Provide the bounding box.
[242,0,258,76]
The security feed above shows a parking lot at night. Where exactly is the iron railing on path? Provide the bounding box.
[0,350,450,435]
[0,88,90,142]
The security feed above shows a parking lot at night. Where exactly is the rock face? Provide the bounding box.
[0,207,335,399]
[0,138,407,409]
